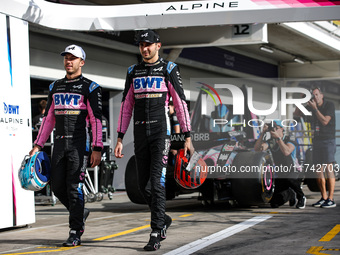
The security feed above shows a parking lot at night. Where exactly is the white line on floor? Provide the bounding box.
[163,215,272,255]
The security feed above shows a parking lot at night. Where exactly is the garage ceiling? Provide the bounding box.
[231,23,340,64]
[46,0,340,66]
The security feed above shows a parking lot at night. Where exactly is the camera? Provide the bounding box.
[302,90,315,108]
[308,89,315,102]
[266,123,275,132]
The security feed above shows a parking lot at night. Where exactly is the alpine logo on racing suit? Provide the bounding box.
[73,85,83,89]
[54,93,81,106]
[134,77,165,90]
[153,66,163,72]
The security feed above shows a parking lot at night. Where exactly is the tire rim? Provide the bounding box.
[263,164,273,191]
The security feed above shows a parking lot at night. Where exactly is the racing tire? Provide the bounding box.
[231,151,274,206]
[87,193,96,203]
[96,192,104,202]
[84,194,89,203]
[125,155,147,204]
[198,158,215,205]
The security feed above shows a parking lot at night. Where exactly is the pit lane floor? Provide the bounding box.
[1,182,340,255]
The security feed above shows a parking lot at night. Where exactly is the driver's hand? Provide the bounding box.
[184,137,192,157]
[114,138,124,158]
[29,145,41,157]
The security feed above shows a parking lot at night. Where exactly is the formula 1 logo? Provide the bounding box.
[54,93,81,106]
[134,77,165,90]
[4,103,19,114]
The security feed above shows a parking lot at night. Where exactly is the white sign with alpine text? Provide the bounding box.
[0,14,35,229]
[0,0,339,31]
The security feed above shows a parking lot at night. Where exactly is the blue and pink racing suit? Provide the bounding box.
[117,57,191,231]
[34,74,103,231]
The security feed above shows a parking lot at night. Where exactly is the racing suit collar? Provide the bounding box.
[142,57,162,67]
[63,74,83,83]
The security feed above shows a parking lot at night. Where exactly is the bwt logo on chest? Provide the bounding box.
[54,93,81,106]
[134,77,165,90]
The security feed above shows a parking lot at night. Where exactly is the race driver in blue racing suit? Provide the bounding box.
[29,44,103,247]
[114,29,191,251]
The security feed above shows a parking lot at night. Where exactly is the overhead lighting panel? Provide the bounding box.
[260,46,274,53]
[293,57,305,64]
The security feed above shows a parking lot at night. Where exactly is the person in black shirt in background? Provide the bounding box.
[307,87,337,208]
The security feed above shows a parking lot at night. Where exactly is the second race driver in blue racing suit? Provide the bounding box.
[114,29,191,251]
[29,44,103,247]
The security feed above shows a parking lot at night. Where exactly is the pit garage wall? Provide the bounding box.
[0,14,35,229]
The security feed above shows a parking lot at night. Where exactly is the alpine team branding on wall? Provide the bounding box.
[165,2,239,11]
[164,0,340,12]
[4,103,19,114]
[1,0,339,32]
[1,102,23,125]
[0,14,34,230]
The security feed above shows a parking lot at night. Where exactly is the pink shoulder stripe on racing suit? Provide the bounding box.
[34,101,56,148]
[167,81,191,133]
[87,101,103,149]
[117,83,135,135]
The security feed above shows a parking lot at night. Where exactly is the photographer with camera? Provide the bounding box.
[306,87,337,208]
[255,120,306,209]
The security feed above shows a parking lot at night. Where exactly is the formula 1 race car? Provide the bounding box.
[124,85,276,207]
[125,133,275,206]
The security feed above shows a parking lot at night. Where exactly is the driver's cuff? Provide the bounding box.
[184,131,190,138]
